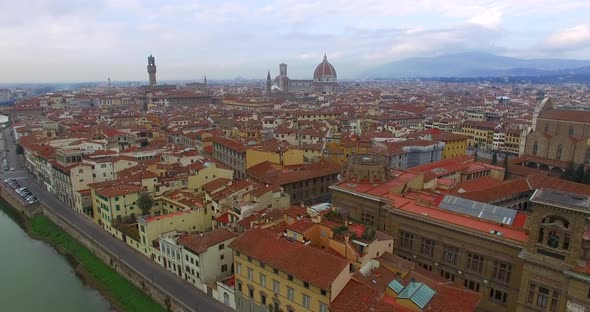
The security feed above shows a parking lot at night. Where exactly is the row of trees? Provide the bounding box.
[562,162,590,185]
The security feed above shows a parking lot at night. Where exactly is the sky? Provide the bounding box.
[1,0,590,83]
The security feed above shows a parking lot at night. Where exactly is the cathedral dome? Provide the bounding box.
[313,53,337,82]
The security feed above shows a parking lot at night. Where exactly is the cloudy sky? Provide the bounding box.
[1,0,590,82]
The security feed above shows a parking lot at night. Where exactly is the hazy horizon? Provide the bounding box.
[2,0,590,83]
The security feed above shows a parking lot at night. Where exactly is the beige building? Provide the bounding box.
[524,100,590,173]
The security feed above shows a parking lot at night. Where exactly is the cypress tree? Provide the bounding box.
[561,161,576,181]
[575,163,586,183]
[491,152,498,165]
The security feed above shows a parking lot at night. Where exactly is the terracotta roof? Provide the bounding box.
[229,228,349,289]
[212,136,246,152]
[178,228,236,254]
[96,184,144,198]
[539,107,590,123]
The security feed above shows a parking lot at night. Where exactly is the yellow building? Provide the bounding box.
[137,209,205,248]
[187,161,234,192]
[230,228,351,312]
[459,121,497,149]
[325,135,372,166]
[92,183,144,232]
[425,130,468,160]
[152,190,213,232]
[246,143,304,169]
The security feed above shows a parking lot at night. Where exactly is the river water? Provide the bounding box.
[0,203,112,312]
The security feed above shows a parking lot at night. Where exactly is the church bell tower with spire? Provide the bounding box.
[147,54,157,87]
[266,71,272,95]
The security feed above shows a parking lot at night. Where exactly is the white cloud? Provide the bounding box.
[467,8,502,29]
[545,24,590,50]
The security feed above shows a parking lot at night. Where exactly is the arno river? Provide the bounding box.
[0,204,112,312]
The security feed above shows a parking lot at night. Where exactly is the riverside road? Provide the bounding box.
[0,128,229,312]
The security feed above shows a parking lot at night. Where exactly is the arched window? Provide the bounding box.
[556,144,562,160]
[544,123,549,133]
[532,141,538,156]
[568,126,574,136]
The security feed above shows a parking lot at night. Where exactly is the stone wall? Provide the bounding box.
[41,206,192,312]
[0,184,192,312]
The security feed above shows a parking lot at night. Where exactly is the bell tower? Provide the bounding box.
[147,54,157,87]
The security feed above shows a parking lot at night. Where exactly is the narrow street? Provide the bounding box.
[0,127,229,312]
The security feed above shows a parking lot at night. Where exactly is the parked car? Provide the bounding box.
[9,182,19,189]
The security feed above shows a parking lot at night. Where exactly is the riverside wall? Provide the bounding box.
[0,184,193,312]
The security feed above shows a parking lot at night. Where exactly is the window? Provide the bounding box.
[272,280,280,293]
[400,231,414,249]
[236,263,242,274]
[319,302,328,312]
[302,294,311,309]
[443,246,458,265]
[248,286,254,299]
[556,144,562,160]
[247,256,252,262]
[466,253,484,273]
[418,261,432,271]
[237,280,242,292]
[361,211,375,226]
[569,126,574,136]
[287,287,294,300]
[261,293,267,305]
[259,261,265,269]
[544,123,549,133]
[221,264,227,272]
[219,243,225,250]
[528,283,559,311]
[532,141,538,156]
[585,149,590,165]
[440,269,455,281]
[247,268,253,280]
[489,288,508,304]
[492,261,512,283]
[421,239,435,257]
[288,275,293,281]
[273,268,278,275]
[321,289,327,296]
[260,273,266,287]
[464,279,480,292]
[303,282,309,289]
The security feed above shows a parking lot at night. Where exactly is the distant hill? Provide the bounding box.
[369,52,590,78]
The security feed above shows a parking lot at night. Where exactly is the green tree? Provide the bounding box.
[575,163,586,183]
[137,192,154,216]
[583,167,590,185]
[561,161,576,181]
[15,144,24,155]
[491,151,498,165]
[474,151,478,162]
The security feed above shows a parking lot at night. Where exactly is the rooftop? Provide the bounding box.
[530,188,590,212]
[229,228,349,289]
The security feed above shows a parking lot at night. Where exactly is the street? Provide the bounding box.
[0,127,229,312]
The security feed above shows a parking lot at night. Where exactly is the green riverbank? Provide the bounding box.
[1,198,165,312]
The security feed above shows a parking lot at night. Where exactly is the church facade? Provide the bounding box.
[266,54,338,95]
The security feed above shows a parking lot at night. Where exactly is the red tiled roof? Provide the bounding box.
[96,184,144,198]
[178,228,236,254]
[229,228,349,289]
[539,107,590,123]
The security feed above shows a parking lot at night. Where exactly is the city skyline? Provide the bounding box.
[2,0,590,83]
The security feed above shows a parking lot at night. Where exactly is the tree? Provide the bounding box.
[137,192,154,216]
[15,144,23,155]
[575,163,586,183]
[561,161,576,181]
[474,151,478,162]
[491,151,498,165]
[583,167,590,185]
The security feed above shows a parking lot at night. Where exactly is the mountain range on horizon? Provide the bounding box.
[369,52,590,78]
